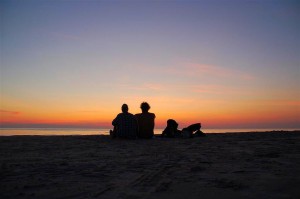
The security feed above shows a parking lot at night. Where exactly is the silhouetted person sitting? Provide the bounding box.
[161,119,182,138]
[110,104,138,139]
[135,102,156,139]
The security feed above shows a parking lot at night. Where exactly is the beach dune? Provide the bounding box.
[0,131,299,199]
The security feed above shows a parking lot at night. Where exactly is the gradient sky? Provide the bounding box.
[1,0,299,129]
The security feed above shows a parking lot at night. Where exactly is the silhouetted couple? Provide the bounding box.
[110,102,155,139]
[161,119,205,138]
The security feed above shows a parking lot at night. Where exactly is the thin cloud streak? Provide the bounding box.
[122,95,196,106]
[125,62,254,81]
[165,62,255,80]
[259,100,300,107]
[191,84,254,95]
[118,81,254,97]
[0,110,20,115]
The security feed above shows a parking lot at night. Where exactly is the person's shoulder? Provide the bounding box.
[127,112,135,117]
[149,112,156,118]
[114,113,123,120]
[116,113,123,117]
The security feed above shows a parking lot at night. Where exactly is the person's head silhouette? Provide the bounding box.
[121,104,129,113]
[140,102,150,113]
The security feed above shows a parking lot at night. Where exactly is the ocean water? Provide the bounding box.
[0,128,298,136]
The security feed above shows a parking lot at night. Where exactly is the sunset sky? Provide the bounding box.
[1,0,299,129]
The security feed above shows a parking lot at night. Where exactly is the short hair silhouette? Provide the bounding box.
[140,102,150,112]
[121,104,128,113]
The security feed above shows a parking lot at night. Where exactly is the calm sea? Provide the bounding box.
[0,128,298,136]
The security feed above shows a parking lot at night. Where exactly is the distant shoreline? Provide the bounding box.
[0,130,299,137]
[0,127,299,136]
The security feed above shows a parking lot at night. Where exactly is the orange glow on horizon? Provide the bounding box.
[1,106,299,129]
[1,91,299,129]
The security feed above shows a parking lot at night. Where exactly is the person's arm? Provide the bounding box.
[112,114,120,126]
[151,113,156,130]
[161,127,167,137]
[186,123,201,132]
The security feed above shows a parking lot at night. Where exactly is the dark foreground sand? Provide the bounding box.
[1,131,300,199]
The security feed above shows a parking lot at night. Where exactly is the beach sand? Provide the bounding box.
[0,131,299,199]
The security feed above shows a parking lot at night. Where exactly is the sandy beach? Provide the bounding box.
[0,131,299,199]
